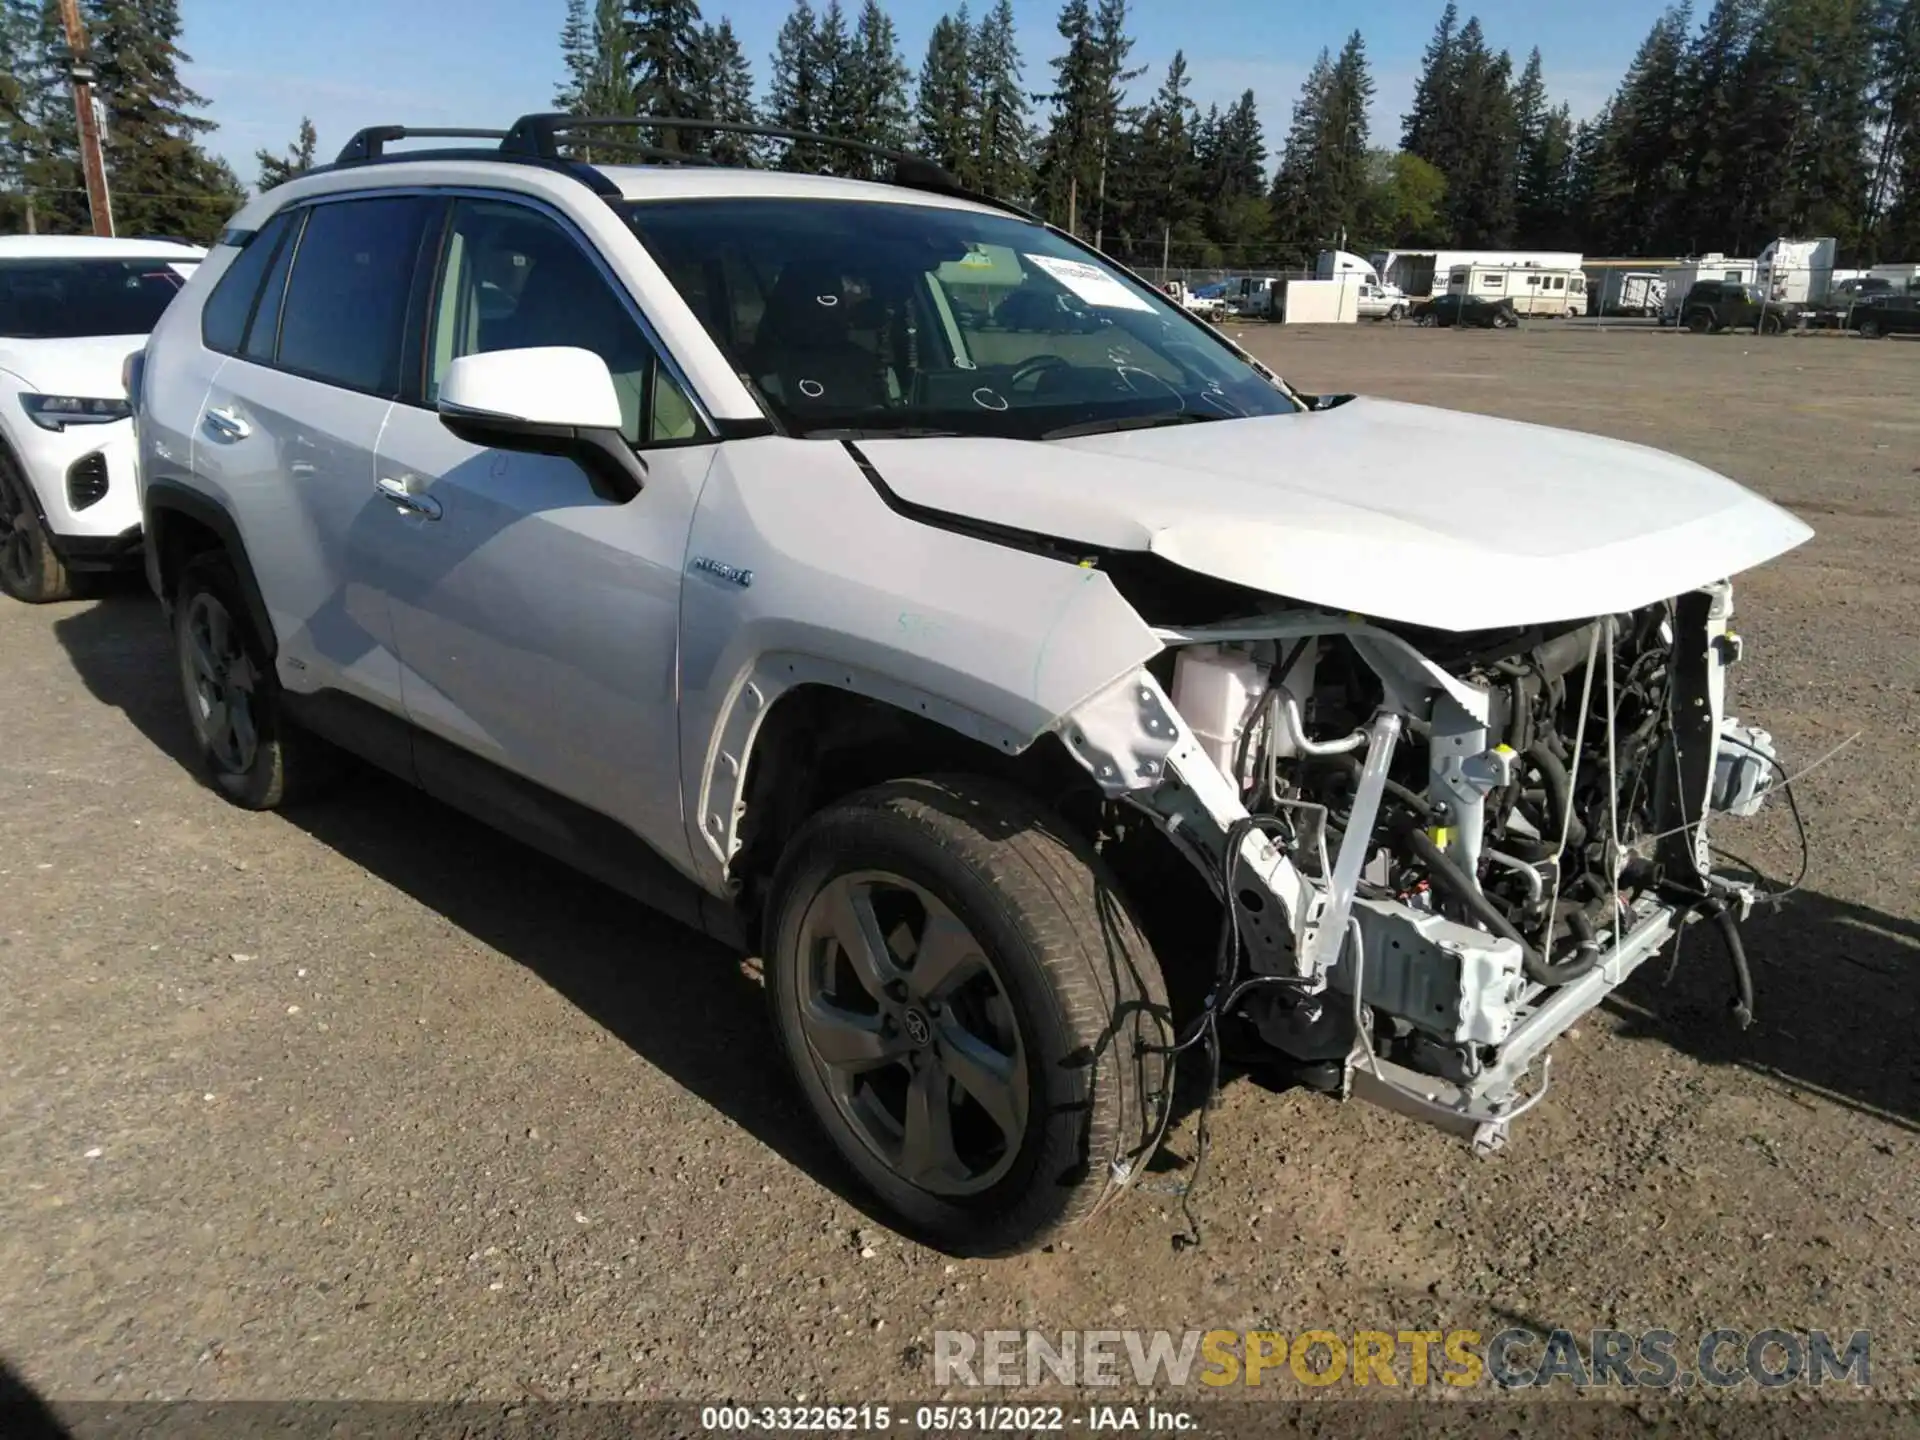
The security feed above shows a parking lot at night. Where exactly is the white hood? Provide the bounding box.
[0,335,143,398]
[859,398,1813,632]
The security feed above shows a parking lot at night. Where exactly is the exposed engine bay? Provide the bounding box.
[1058,583,1780,1152]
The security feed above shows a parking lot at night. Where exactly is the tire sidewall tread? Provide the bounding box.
[765,775,1170,1256]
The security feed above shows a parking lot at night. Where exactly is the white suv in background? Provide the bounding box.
[0,235,203,601]
[133,116,1808,1256]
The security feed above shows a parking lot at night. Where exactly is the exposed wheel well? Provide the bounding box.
[730,683,1219,1015]
[149,506,225,605]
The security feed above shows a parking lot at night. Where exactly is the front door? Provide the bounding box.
[372,194,715,871]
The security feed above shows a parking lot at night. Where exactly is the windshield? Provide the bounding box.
[623,197,1301,439]
[0,258,193,340]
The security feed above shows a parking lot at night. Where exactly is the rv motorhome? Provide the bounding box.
[1444,262,1587,317]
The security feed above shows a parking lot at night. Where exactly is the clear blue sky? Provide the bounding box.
[182,0,1664,188]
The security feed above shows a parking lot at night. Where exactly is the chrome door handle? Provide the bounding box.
[376,475,442,520]
[202,406,250,441]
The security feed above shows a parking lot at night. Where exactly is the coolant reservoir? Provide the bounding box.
[1171,645,1269,778]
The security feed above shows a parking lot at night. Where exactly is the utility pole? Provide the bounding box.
[59,0,114,237]
[1093,134,1108,251]
[1067,175,1077,236]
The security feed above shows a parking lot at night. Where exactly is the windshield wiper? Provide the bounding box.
[1039,411,1222,441]
[804,425,969,440]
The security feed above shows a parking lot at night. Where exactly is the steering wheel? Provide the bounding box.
[1008,354,1072,392]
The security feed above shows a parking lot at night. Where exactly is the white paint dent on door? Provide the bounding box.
[192,360,402,708]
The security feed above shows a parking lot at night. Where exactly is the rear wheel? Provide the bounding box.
[766,776,1171,1256]
[1686,310,1714,334]
[1759,313,1785,335]
[0,450,73,604]
[1859,315,1885,339]
[174,551,340,809]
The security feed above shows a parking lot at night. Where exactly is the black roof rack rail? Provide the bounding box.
[501,113,1042,222]
[335,126,511,163]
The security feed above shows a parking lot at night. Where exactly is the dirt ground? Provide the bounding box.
[1,323,1914,1412]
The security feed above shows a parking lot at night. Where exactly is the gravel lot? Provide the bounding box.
[2,323,1915,1410]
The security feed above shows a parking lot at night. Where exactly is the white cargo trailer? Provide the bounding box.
[1658,254,1758,322]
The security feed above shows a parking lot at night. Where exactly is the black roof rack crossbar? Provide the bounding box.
[335,126,511,163]
[502,113,1041,221]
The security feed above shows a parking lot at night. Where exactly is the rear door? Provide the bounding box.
[372,193,715,866]
[193,193,441,723]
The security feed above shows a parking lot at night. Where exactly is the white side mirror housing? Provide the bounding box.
[438,346,623,432]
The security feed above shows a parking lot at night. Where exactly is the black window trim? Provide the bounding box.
[240,206,309,363]
[396,184,719,448]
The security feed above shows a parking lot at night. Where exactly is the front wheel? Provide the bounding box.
[766,776,1171,1256]
[1859,316,1885,339]
[1387,304,1406,321]
[0,450,74,603]
[1686,310,1714,334]
[1759,313,1785,335]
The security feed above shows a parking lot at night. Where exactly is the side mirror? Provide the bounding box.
[437,346,643,502]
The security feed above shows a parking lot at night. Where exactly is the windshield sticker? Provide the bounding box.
[1023,254,1155,312]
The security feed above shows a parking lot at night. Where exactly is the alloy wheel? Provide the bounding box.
[0,465,34,593]
[793,870,1028,1196]
[182,590,260,775]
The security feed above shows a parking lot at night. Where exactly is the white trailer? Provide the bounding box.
[1591,269,1667,317]
[1314,250,1410,317]
[1869,262,1920,294]
[1444,261,1587,317]
[1659,254,1758,322]
[1373,248,1584,300]
[1756,236,1836,304]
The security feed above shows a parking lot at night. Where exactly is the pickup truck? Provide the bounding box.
[1354,281,1410,320]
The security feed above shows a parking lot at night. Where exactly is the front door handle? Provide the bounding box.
[376,475,442,520]
[202,405,250,442]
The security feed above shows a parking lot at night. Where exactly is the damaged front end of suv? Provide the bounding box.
[1056,584,1789,1153]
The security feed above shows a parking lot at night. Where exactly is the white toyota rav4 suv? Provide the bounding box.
[0,235,202,601]
[135,116,1811,1255]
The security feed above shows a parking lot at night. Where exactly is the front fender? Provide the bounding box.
[676,436,1161,888]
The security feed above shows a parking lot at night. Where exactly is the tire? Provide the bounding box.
[0,448,74,603]
[1686,310,1714,334]
[1859,316,1884,339]
[173,550,339,809]
[1759,313,1785,335]
[765,775,1172,1256]
[1387,304,1405,321]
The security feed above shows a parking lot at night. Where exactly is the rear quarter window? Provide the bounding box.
[200,210,298,353]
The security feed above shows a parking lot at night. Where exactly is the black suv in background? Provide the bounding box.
[1854,295,1920,338]
[1680,280,1811,334]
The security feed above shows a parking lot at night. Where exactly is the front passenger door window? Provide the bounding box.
[425,199,699,446]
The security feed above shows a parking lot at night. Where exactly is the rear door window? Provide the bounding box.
[275,196,437,395]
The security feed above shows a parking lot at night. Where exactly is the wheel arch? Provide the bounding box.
[142,479,276,657]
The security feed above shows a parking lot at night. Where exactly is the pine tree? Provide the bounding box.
[1870,0,1920,251]
[1403,2,1461,163]
[1584,5,1691,251]
[970,0,1032,200]
[583,0,638,120]
[557,0,594,111]
[1102,53,1196,263]
[1194,91,1268,262]
[0,0,53,232]
[255,116,318,192]
[1445,22,1519,245]
[1272,33,1375,263]
[1512,50,1574,245]
[87,0,243,241]
[692,18,756,164]
[813,0,856,171]
[767,0,828,169]
[627,0,705,152]
[842,0,910,162]
[1036,0,1140,235]
[915,9,975,183]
